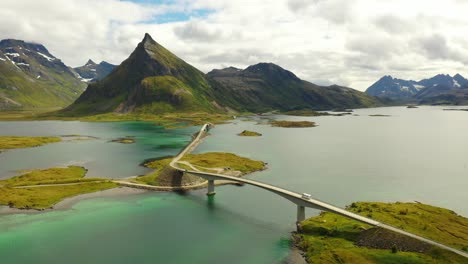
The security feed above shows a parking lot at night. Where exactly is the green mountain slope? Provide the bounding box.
[207,64,382,112]
[63,34,220,116]
[0,39,86,110]
[63,33,380,117]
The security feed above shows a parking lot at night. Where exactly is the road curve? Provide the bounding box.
[169,123,468,259]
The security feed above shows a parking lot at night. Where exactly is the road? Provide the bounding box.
[168,123,468,259]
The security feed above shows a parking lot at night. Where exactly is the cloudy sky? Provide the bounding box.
[2,0,468,90]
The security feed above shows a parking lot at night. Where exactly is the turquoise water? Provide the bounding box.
[0,106,467,263]
[0,121,197,178]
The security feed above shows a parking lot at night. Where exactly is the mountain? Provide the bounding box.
[366,75,423,99]
[74,60,116,82]
[63,33,220,115]
[366,74,468,103]
[63,33,381,116]
[207,63,381,112]
[0,39,86,110]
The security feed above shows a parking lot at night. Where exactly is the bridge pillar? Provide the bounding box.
[207,179,215,196]
[296,205,305,223]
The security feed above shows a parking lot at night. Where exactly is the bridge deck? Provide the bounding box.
[168,123,468,259]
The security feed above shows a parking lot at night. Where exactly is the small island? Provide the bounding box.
[238,130,262,136]
[407,105,418,109]
[270,120,317,128]
[0,166,117,209]
[110,136,136,144]
[0,136,61,152]
[283,110,351,117]
[295,202,468,263]
[133,152,266,186]
[369,114,391,117]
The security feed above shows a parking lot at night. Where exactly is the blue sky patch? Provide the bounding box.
[122,0,214,23]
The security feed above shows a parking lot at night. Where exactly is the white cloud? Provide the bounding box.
[2,0,468,90]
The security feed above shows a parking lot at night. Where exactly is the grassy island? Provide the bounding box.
[283,110,351,117]
[132,157,173,186]
[0,136,61,151]
[133,152,266,186]
[238,130,262,136]
[0,166,117,209]
[181,152,265,174]
[295,202,468,264]
[270,120,316,128]
[111,137,136,144]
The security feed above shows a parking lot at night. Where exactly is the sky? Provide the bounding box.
[2,0,468,90]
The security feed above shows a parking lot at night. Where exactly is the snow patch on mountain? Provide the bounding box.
[37,52,55,61]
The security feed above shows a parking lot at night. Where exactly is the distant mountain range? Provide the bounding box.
[61,33,381,116]
[366,74,468,104]
[74,59,116,82]
[0,39,117,110]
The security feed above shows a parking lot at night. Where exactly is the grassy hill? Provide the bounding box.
[0,39,85,110]
[295,202,468,263]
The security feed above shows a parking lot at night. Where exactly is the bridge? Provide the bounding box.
[167,123,468,258]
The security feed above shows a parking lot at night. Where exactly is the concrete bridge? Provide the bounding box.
[169,123,468,258]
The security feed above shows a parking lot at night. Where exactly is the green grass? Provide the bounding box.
[37,111,232,129]
[283,110,334,116]
[132,157,173,185]
[0,182,117,209]
[0,136,61,151]
[270,120,317,128]
[110,137,136,144]
[133,152,265,186]
[0,166,117,209]
[296,202,468,263]
[181,152,265,174]
[0,166,103,187]
[346,202,468,250]
[238,130,262,136]
[0,60,85,111]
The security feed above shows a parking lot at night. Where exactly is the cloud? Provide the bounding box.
[174,20,222,41]
[2,0,468,90]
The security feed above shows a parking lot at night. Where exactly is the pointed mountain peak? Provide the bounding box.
[142,33,156,44]
[85,59,96,66]
[454,73,465,79]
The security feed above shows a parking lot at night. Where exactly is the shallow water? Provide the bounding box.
[0,106,467,264]
[0,121,197,178]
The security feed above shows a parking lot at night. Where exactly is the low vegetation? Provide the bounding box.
[295,202,468,263]
[0,166,117,209]
[39,111,232,129]
[0,166,103,187]
[132,157,173,185]
[0,183,117,210]
[238,130,262,136]
[133,152,266,186]
[0,136,61,151]
[110,137,136,144]
[283,110,351,117]
[270,120,316,128]
[181,152,266,174]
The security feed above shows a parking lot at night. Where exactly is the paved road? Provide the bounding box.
[168,123,468,259]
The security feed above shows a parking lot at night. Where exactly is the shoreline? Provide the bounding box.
[0,186,147,215]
